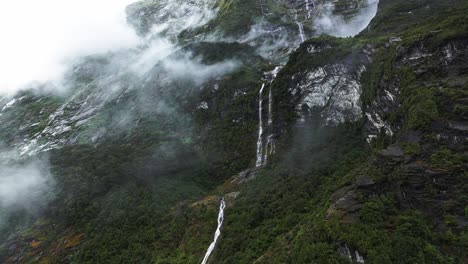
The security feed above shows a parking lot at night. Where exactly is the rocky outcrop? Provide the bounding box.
[326,176,376,223]
[291,63,365,124]
[280,39,373,126]
[364,38,468,143]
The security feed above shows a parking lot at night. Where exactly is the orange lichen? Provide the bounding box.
[64,233,85,248]
[30,240,42,248]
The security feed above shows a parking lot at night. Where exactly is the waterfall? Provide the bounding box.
[294,10,306,43]
[263,83,275,165]
[257,67,282,167]
[305,0,312,18]
[344,245,352,261]
[263,67,279,165]
[201,198,226,264]
[255,83,266,167]
[356,251,365,263]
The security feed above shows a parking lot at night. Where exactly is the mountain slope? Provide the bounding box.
[0,0,467,263]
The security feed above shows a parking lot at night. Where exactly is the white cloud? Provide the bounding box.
[0,159,54,214]
[314,0,379,37]
[0,0,140,95]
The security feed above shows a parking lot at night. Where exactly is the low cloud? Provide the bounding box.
[0,0,140,96]
[314,0,379,37]
[161,56,239,85]
[0,0,235,97]
[0,158,54,227]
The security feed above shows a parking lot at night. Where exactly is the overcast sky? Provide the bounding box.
[0,0,140,95]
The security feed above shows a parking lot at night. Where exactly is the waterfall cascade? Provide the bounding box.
[305,0,312,18]
[201,198,226,264]
[263,84,275,165]
[255,67,282,167]
[293,10,306,43]
[255,83,266,167]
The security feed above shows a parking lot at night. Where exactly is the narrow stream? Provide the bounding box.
[201,198,226,264]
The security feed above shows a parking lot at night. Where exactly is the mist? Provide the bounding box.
[0,0,238,98]
[0,158,54,227]
[0,0,140,96]
[314,0,379,37]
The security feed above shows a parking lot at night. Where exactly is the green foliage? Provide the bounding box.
[401,142,421,156]
[453,104,468,116]
[2,1,468,263]
[404,88,439,129]
[360,195,396,226]
[444,215,458,227]
[194,65,264,176]
[361,45,398,108]
[429,148,465,170]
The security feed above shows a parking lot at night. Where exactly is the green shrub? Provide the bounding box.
[401,142,421,156]
[429,148,465,170]
[444,214,458,227]
[406,88,439,129]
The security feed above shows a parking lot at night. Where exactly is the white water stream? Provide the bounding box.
[201,198,226,264]
[294,10,306,43]
[256,67,282,167]
[305,0,312,18]
[255,83,266,167]
[263,83,275,165]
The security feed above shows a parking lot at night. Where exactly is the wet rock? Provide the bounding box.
[386,36,402,47]
[356,176,375,188]
[330,185,353,202]
[337,243,366,263]
[338,244,353,261]
[400,130,422,143]
[230,167,261,185]
[402,161,425,172]
[326,189,362,224]
[327,176,379,223]
[448,121,468,132]
[379,145,404,158]
[291,63,365,125]
[226,191,240,199]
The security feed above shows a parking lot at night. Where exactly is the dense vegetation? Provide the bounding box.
[0,0,467,263]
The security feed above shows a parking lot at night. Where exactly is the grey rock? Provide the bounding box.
[379,145,404,158]
[448,121,468,132]
[356,176,375,188]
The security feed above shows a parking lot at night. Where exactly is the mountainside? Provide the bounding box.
[0,0,467,263]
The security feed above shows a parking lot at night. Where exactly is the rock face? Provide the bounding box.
[326,176,376,224]
[291,63,366,124]
[126,0,217,37]
[277,39,372,126]
[364,37,468,143]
